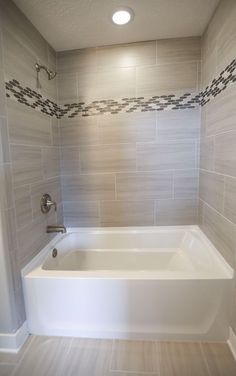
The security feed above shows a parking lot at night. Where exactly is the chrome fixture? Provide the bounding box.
[52,248,58,258]
[35,63,57,80]
[40,193,57,213]
[47,225,67,234]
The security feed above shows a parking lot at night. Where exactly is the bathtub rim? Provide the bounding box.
[21,225,234,280]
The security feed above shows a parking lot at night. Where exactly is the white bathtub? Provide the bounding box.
[22,226,233,341]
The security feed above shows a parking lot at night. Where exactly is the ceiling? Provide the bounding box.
[13,0,220,51]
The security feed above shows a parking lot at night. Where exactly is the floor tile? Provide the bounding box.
[65,338,112,376]
[110,340,159,373]
[11,336,72,376]
[201,343,236,376]
[0,364,15,376]
[0,335,33,364]
[159,342,209,376]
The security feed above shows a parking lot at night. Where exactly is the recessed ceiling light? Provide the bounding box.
[112,8,134,25]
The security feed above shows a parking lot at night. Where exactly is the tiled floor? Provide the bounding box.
[0,336,236,376]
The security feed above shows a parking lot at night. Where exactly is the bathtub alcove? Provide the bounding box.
[22,225,233,342]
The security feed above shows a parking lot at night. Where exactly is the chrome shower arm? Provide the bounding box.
[35,63,57,80]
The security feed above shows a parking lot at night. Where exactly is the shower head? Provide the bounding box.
[35,63,57,81]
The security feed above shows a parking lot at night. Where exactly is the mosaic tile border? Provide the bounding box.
[5,58,236,119]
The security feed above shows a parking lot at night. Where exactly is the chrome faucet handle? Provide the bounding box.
[46,199,57,211]
[40,193,57,213]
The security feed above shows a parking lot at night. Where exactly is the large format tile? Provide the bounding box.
[137,141,197,171]
[61,174,115,201]
[95,66,136,100]
[204,85,236,136]
[0,363,15,376]
[63,201,100,227]
[7,99,52,146]
[11,145,43,187]
[156,199,198,225]
[156,109,200,141]
[202,343,236,376]
[173,169,198,199]
[201,203,236,268]
[0,163,13,209]
[14,185,32,229]
[16,216,50,267]
[57,48,97,74]
[224,176,236,224]
[58,73,78,104]
[1,0,48,64]
[156,37,201,64]
[12,336,72,376]
[100,200,154,226]
[199,170,224,212]
[60,117,99,146]
[216,2,236,73]
[215,131,236,177]
[111,340,159,373]
[60,147,80,175]
[200,136,214,171]
[99,112,156,144]
[97,41,156,68]
[116,171,173,200]
[64,338,112,376]
[0,30,6,116]
[0,117,10,163]
[160,342,209,376]
[136,62,198,96]
[80,144,136,173]
[3,29,36,89]
[42,146,60,179]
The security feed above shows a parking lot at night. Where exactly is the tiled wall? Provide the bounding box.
[199,0,236,335]
[0,0,62,330]
[58,38,201,227]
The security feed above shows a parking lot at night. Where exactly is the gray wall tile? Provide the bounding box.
[156,37,201,64]
[215,131,236,177]
[156,109,200,141]
[136,62,198,96]
[80,144,136,173]
[204,85,236,136]
[200,0,236,334]
[199,170,224,213]
[137,141,197,171]
[173,169,198,199]
[0,117,10,163]
[99,112,156,144]
[61,174,115,201]
[156,199,198,225]
[11,145,43,187]
[7,99,52,146]
[224,177,236,225]
[60,147,80,175]
[42,146,60,179]
[200,203,236,269]
[116,171,173,200]
[97,41,156,68]
[60,117,99,146]
[63,201,100,227]
[100,200,155,226]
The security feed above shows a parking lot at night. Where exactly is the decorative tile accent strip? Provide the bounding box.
[5,58,236,118]
[59,92,200,118]
[5,79,60,118]
[200,58,236,106]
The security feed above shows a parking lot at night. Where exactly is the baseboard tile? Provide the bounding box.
[0,321,28,353]
[228,327,236,361]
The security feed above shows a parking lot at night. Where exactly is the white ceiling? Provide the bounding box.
[13,0,220,51]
